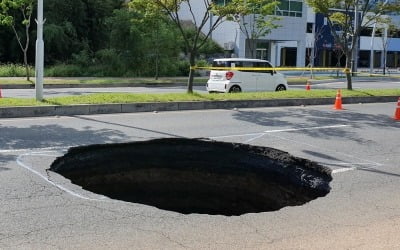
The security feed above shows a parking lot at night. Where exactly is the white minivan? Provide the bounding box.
[206,58,288,93]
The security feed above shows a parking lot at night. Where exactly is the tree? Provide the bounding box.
[125,7,182,79]
[0,0,35,81]
[129,0,255,93]
[233,0,279,58]
[42,0,123,64]
[306,0,400,90]
[305,24,325,79]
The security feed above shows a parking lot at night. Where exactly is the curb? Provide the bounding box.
[0,96,398,118]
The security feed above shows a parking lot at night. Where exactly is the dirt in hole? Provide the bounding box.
[49,138,332,216]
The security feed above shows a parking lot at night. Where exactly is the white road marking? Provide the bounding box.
[265,133,383,174]
[16,151,109,202]
[263,124,350,133]
[0,146,70,154]
[210,124,383,175]
[243,134,266,143]
[332,167,357,174]
[210,132,265,140]
[210,125,350,140]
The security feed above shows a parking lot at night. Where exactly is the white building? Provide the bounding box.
[178,0,400,68]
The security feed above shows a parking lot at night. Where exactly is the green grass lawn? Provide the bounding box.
[1,89,399,107]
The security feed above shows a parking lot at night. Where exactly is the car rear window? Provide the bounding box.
[212,60,273,73]
[212,61,230,67]
[212,61,243,67]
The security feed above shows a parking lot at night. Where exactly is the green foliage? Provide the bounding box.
[71,45,93,68]
[0,0,34,26]
[44,22,80,63]
[0,0,256,78]
[43,0,123,63]
[195,60,210,68]
[0,0,35,80]
[0,63,34,77]
[45,64,83,77]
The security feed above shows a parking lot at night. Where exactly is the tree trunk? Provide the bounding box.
[24,49,30,82]
[383,49,386,75]
[187,53,196,93]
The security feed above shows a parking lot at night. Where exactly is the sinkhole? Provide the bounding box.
[49,138,332,216]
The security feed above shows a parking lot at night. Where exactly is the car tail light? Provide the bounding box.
[226,71,234,80]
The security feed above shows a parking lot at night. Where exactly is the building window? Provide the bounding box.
[275,0,303,17]
[306,23,313,33]
[214,0,232,6]
[360,27,373,36]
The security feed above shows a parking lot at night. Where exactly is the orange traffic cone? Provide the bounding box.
[333,89,343,110]
[394,97,400,121]
[306,81,311,91]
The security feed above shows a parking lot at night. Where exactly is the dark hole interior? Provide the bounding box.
[49,138,332,216]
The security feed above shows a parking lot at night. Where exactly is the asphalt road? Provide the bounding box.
[1,79,399,98]
[1,103,399,249]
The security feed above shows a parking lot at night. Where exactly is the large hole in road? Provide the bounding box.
[49,138,332,216]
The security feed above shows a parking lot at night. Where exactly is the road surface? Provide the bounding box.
[1,79,399,98]
[1,103,400,249]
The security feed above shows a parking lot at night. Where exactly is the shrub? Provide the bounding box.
[0,64,34,77]
[176,60,190,76]
[45,64,83,77]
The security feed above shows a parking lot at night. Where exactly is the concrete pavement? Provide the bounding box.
[0,96,398,118]
[1,103,399,249]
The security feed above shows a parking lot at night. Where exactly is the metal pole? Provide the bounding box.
[352,3,358,76]
[35,0,44,101]
[383,26,388,75]
[370,22,376,74]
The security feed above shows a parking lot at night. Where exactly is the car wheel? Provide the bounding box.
[275,84,286,91]
[229,86,242,93]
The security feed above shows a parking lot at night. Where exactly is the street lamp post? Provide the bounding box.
[351,3,358,77]
[35,0,44,101]
[370,22,376,74]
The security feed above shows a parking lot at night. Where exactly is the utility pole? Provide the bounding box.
[35,0,44,101]
[370,22,376,74]
[351,3,358,76]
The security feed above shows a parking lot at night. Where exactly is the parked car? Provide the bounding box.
[206,58,288,93]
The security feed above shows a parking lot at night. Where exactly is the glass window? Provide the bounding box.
[279,0,289,10]
[213,0,232,6]
[290,1,302,12]
[275,0,302,17]
[307,23,313,33]
[360,27,373,36]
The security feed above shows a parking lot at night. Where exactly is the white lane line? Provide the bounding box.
[210,132,265,140]
[16,151,108,202]
[243,134,266,143]
[210,125,349,140]
[332,167,357,174]
[0,146,71,154]
[263,124,350,133]
[265,133,383,174]
[209,124,383,175]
